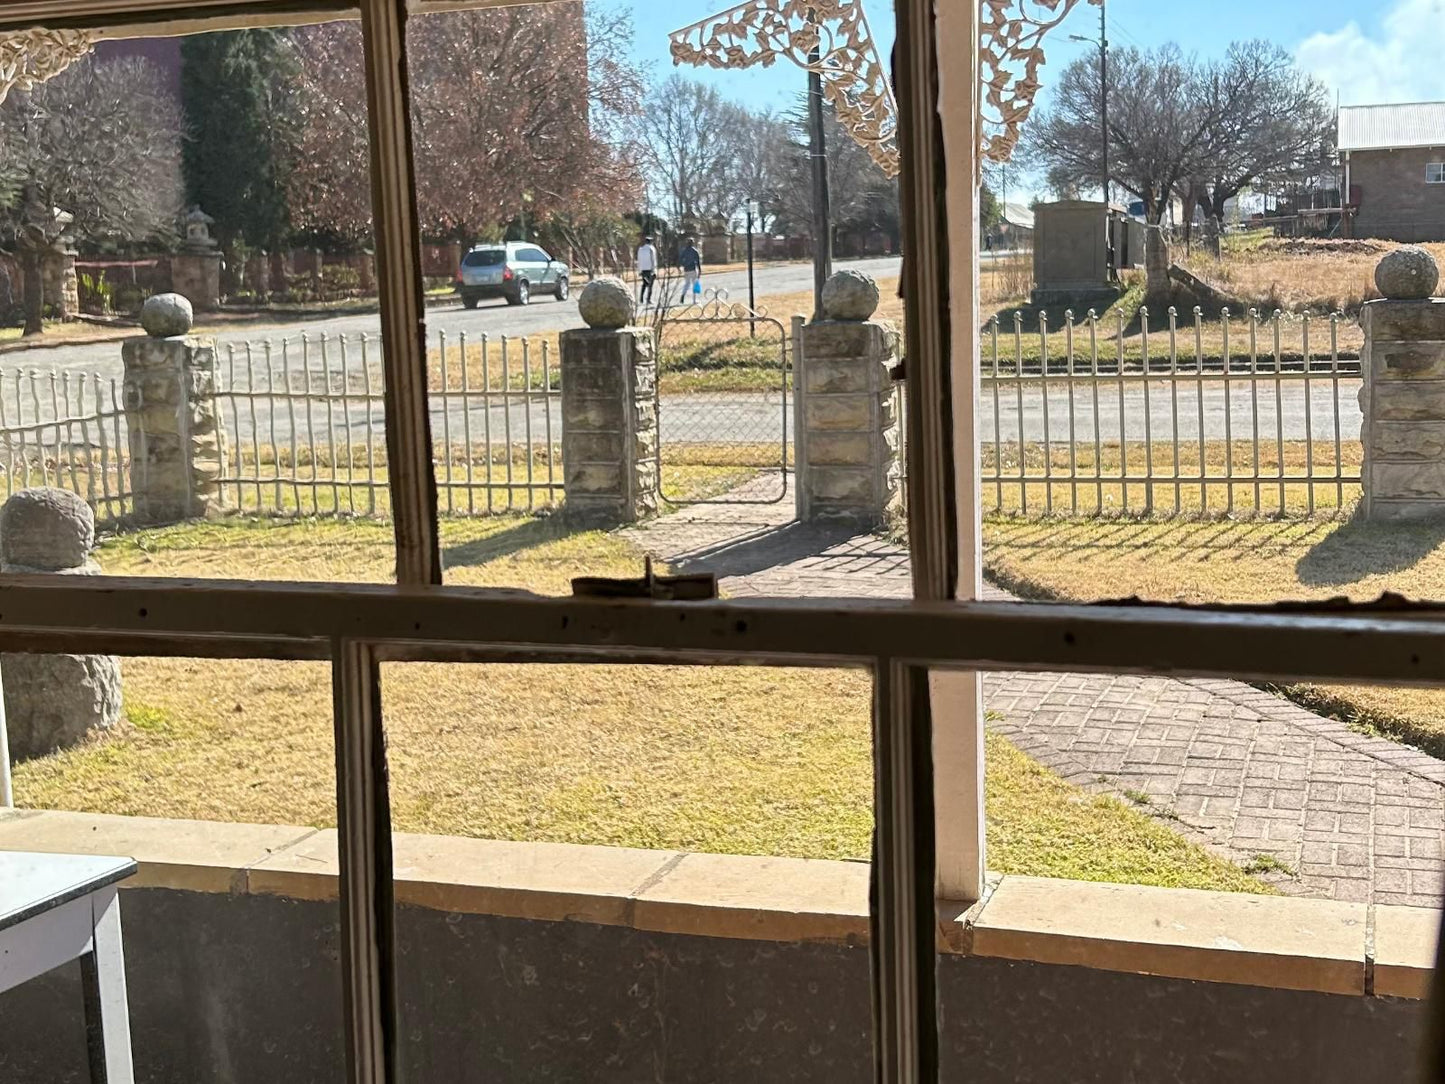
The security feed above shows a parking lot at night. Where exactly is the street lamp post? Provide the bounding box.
[745,198,760,336]
[807,44,833,321]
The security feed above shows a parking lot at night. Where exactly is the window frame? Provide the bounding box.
[2,3,1443,1084]
[1427,162,1445,185]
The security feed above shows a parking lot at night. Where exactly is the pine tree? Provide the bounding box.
[179,29,298,257]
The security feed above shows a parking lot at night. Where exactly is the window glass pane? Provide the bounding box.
[974,0,1445,953]
[393,2,906,589]
[0,652,343,1077]
[381,659,874,1077]
[0,16,394,583]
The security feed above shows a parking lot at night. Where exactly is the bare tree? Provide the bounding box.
[1028,45,1215,298]
[1189,40,1334,254]
[0,56,181,333]
[637,75,744,233]
[288,2,644,245]
[771,97,899,248]
[1028,40,1334,292]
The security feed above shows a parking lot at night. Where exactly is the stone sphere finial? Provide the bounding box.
[0,487,95,571]
[821,269,881,321]
[140,292,195,338]
[1375,246,1440,300]
[577,277,636,329]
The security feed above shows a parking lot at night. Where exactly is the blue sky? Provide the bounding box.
[619,0,897,114]
[621,0,1443,118]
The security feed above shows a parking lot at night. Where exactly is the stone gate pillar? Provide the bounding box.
[796,270,901,524]
[560,278,660,524]
[1360,247,1445,521]
[122,293,226,525]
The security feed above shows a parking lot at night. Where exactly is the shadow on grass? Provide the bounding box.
[1296,513,1445,587]
[441,515,581,571]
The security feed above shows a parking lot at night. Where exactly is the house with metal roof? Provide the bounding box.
[1339,101,1445,242]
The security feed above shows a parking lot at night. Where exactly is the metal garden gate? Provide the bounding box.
[652,291,792,504]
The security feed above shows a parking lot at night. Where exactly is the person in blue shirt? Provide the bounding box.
[678,237,703,302]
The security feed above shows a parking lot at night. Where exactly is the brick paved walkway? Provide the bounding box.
[627,473,1445,907]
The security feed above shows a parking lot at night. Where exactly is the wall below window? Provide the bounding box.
[0,810,1435,1082]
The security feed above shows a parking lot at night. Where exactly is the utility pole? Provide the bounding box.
[1071,0,1109,204]
[1099,0,1109,205]
[807,11,833,321]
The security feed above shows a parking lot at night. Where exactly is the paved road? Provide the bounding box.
[209,382,1363,451]
[5,255,905,385]
[984,380,1364,444]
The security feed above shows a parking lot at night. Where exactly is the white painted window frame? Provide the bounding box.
[1428,162,1445,185]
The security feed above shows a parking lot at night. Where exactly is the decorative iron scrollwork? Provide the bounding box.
[662,287,772,322]
[0,28,98,104]
[669,1,900,178]
[981,0,1101,163]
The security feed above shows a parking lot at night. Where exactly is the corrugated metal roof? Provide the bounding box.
[1339,102,1445,152]
[1002,201,1035,230]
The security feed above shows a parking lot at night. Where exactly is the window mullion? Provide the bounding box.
[871,659,937,1084]
[332,637,398,1084]
[359,0,441,586]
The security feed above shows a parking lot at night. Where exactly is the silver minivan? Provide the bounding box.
[456,241,570,308]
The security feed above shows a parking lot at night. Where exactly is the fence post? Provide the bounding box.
[559,278,659,524]
[121,293,227,525]
[795,270,901,524]
[1360,247,1445,521]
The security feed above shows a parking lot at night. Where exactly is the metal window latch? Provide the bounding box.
[571,556,718,601]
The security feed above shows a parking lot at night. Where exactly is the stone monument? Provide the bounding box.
[0,488,122,758]
[171,206,222,312]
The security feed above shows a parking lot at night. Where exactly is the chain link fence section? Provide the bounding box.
[651,291,792,505]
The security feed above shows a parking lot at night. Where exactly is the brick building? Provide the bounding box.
[1340,101,1445,242]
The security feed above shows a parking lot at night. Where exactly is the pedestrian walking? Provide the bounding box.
[679,237,703,303]
[636,235,659,306]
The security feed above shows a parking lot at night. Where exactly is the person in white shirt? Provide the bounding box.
[636,236,659,306]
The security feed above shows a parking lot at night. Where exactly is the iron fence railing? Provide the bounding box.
[979,306,1362,517]
[0,368,135,524]
[0,306,1368,528]
[214,330,562,518]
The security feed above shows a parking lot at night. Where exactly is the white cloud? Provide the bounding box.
[1295,0,1445,105]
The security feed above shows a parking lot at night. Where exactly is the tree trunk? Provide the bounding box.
[1145,224,1171,304]
[21,246,44,336]
[1204,217,1222,258]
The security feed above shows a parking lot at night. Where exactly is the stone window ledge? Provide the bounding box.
[0,808,1435,1000]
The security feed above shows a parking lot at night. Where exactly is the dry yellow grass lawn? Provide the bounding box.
[9,515,1262,891]
[985,514,1445,758]
[1185,236,1445,315]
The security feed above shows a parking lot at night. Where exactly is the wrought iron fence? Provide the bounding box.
[979,306,1362,517]
[0,306,1366,528]
[0,367,135,524]
[213,330,562,517]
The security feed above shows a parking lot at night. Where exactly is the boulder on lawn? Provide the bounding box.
[0,487,121,759]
